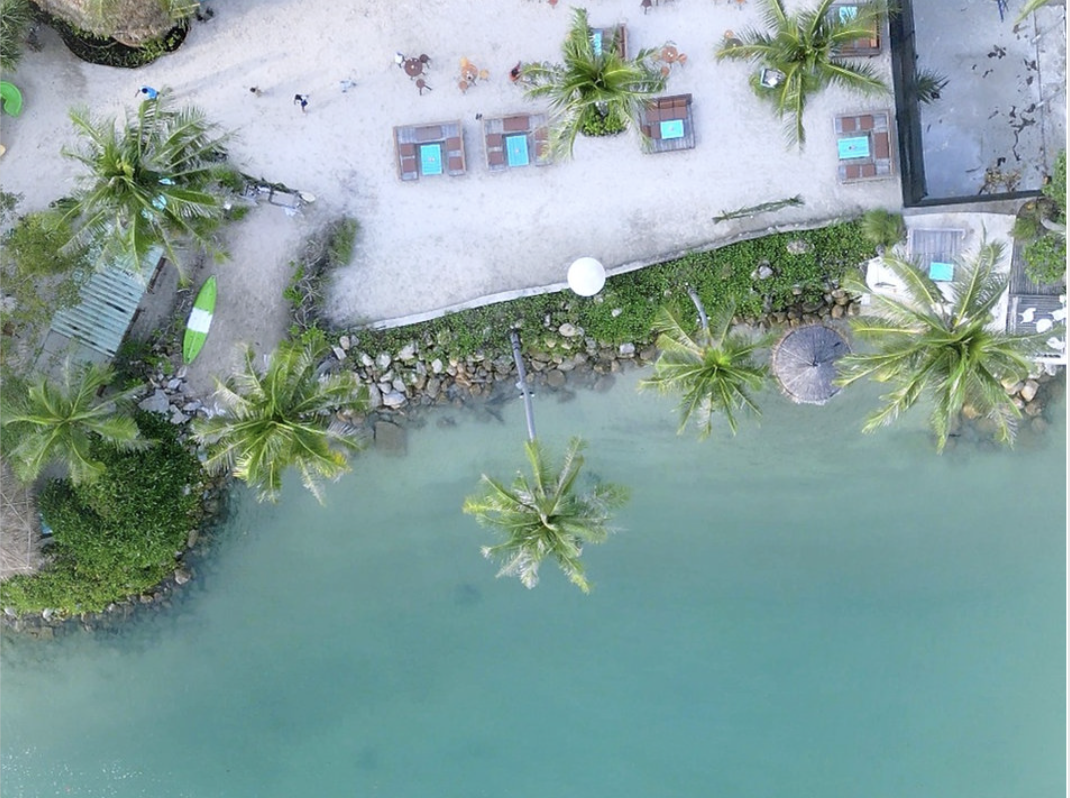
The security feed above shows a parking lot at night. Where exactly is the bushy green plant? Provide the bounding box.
[1012,212,1043,242]
[0,412,204,615]
[327,217,360,267]
[579,108,629,137]
[1042,150,1066,211]
[286,217,361,335]
[0,211,89,344]
[1023,234,1066,285]
[2,210,88,277]
[0,0,33,73]
[860,209,905,249]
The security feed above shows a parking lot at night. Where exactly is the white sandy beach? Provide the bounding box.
[1,0,905,388]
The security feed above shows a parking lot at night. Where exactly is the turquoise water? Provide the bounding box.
[2,368,1065,797]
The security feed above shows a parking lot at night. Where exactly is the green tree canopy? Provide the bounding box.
[716,0,889,146]
[837,240,1043,451]
[0,360,147,485]
[193,341,370,504]
[60,95,236,281]
[521,7,666,157]
[463,437,629,593]
[641,297,770,438]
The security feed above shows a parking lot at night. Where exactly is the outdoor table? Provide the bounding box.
[404,58,424,78]
[659,119,684,139]
[506,134,530,167]
[837,136,871,159]
[420,143,443,175]
[928,262,954,281]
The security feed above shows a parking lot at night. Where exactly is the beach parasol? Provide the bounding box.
[772,325,850,405]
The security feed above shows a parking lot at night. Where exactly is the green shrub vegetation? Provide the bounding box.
[0,210,90,346]
[0,0,33,72]
[860,209,905,249]
[1044,149,1066,208]
[357,221,870,359]
[580,108,629,137]
[1024,234,1066,285]
[1020,150,1066,285]
[286,217,360,336]
[0,412,205,615]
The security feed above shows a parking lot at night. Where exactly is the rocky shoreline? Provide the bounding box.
[5,289,1064,637]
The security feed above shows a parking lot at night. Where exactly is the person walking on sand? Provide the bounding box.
[137,86,159,100]
[249,86,262,97]
[293,94,309,113]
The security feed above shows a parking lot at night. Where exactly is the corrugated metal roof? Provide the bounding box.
[48,248,162,358]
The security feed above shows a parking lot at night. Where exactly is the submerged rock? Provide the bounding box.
[374,420,407,454]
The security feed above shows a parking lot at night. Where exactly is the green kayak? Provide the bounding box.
[183,276,217,364]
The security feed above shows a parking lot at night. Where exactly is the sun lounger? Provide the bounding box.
[639,94,695,153]
[393,121,466,181]
[483,113,552,171]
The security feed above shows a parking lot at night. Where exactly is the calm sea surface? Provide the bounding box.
[1,368,1065,797]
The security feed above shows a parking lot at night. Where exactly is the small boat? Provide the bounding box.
[183,276,217,364]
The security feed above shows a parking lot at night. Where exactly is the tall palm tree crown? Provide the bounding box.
[716,0,889,146]
[836,240,1044,451]
[521,7,666,157]
[641,298,770,438]
[0,361,146,485]
[463,437,629,593]
[61,96,234,281]
[193,342,370,504]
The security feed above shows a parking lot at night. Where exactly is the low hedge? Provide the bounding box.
[355,221,870,359]
[0,412,204,616]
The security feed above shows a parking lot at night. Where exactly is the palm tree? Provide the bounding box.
[716,0,889,147]
[463,437,629,594]
[60,95,235,281]
[836,240,1043,451]
[462,330,629,593]
[0,361,147,485]
[1016,0,1053,24]
[521,7,666,157]
[193,341,370,504]
[640,292,770,438]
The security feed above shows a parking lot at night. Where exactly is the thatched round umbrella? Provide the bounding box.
[772,325,850,405]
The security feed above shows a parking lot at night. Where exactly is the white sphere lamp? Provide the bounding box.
[567,257,606,297]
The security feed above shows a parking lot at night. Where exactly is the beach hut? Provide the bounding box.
[772,325,850,405]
